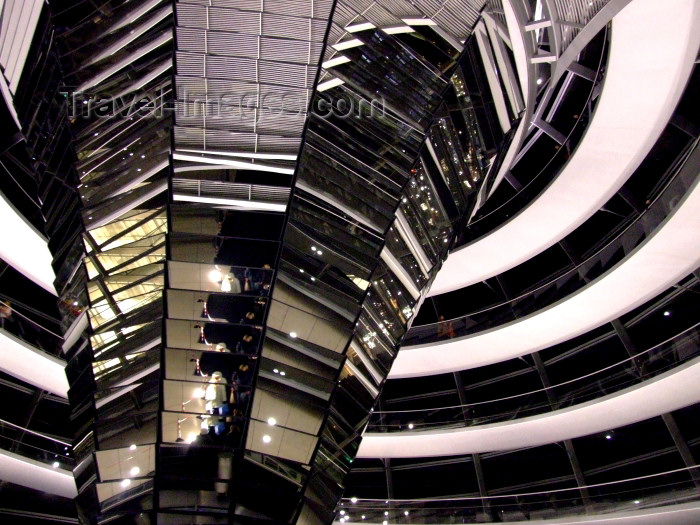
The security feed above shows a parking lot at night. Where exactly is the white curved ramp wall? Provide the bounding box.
[0,328,68,397]
[390,176,700,379]
[0,449,77,499]
[0,193,56,295]
[360,357,700,458]
[429,0,700,297]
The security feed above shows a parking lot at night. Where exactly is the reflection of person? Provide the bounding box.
[237,363,252,384]
[204,295,266,324]
[205,371,228,413]
[0,301,13,329]
[436,315,455,339]
[236,334,256,355]
[244,265,272,295]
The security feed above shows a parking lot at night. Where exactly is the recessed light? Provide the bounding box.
[340,510,346,516]
[537,78,543,85]
[384,511,389,516]
[605,434,612,440]
[279,371,286,376]
[408,423,414,430]
[120,479,131,488]
[362,516,366,520]
[663,311,671,317]
[317,250,323,255]
[52,461,60,468]
[404,511,409,516]
[634,500,640,504]
[273,368,279,374]
[129,444,137,451]
[290,332,297,338]
[262,434,272,443]
[350,497,358,503]
[267,417,277,426]
[383,521,388,525]
[130,466,140,476]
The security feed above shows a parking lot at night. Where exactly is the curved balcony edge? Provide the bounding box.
[337,501,700,525]
[359,355,700,458]
[0,327,68,397]
[390,174,700,378]
[0,448,77,499]
[428,0,700,296]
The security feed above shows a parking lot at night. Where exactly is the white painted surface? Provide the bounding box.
[0,328,68,397]
[0,448,76,498]
[361,357,700,458]
[390,175,700,377]
[429,0,700,296]
[0,193,56,294]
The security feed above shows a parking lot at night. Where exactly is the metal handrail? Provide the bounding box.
[172,178,291,203]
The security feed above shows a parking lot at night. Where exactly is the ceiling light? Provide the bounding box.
[129,444,137,451]
[209,269,222,282]
[120,479,131,488]
[317,250,323,255]
[193,387,205,398]
[130,466,140,476]
[634,500,640,504]
[537,78,543,85]
[605,434,612,440]
[404,511,409,516]
[267,417,277,426]
[262,434,272,443]
[384,511,389,516]
[362,516,366,520]
[340,510,346,516]
[383,521,388,525]
[408,423,414,430]
[299,268,304,273]
[273,368,279,374]
[311,246,317,251]
[664,311,671,317]
[290,332,297,338]
[279,371,286,376]
[350,497,358,503]
[52,461,60,468]
[186,432,198,444]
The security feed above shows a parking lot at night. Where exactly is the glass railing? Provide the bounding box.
[455,27,609,246]
[336,466,700,523]
[405,139,699,346]
[0,418,73,470]
[0,299,64,357]
[369,324,699,431]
